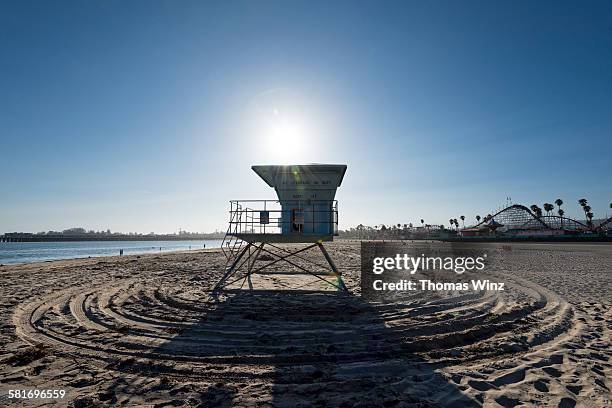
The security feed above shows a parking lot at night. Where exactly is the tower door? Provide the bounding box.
[291,208,304,233]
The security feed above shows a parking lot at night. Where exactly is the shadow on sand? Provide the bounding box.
[151,289,479,407]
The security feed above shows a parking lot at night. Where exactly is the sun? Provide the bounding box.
[248,94,316,163]
[264,111,306,161]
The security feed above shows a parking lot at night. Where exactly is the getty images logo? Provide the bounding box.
[372,253,488,275]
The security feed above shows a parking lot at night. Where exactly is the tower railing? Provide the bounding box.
[224,199,338,236]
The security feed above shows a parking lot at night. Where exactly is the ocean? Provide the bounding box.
[0,240,223,265]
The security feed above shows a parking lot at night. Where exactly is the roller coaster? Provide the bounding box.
[468,204,612,233]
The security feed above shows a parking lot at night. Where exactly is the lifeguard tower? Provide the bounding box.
[213,164,348,295]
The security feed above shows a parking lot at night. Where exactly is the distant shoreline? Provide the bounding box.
[0,234,224,242]
[0,246,224,268]
[0,239,224,266]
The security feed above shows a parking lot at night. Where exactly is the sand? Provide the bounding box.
[0,241,610,407]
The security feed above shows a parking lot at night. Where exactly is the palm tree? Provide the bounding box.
[584,205,591,218]
[356,223,364,239]
[449,219,454,229]
[476,215,481,224]
[453,219,459,230]
[543,203,554,216]
[577,199,591,227]
[530,205,542,217]
[582,205,592,227]
[578,198,588,223]
[420,219,424,227]
[555,199,564,228]
[460,215,465,228]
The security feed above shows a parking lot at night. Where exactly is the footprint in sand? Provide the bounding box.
[467,379,494,391]
[533,354,564,367]
[533,379,549,392]
[495,395,521,407]
[542,366,562,378]
[492,368,526,387]
[558,397,576,408]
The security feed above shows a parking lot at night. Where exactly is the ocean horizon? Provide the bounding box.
[0,240,224,265]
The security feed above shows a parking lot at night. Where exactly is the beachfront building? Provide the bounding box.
[458,227,492,238]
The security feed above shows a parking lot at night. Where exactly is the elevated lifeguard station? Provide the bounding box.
[213,164,348,295]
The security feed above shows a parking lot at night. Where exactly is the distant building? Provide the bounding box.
[458,227,492,237]
[506,228,568,237]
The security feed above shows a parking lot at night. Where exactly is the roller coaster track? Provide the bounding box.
[470,204,606,231]
[472,205,550,230]
[599,216,612,229]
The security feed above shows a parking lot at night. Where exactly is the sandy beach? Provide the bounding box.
[0,241,610,407]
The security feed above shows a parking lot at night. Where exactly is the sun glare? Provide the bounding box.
[248,89,320,163]
[263,110,307,161]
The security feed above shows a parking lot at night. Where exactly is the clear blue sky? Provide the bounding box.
[1,1,611,233]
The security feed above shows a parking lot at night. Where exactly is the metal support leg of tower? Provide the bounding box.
[212,242,252,297]
[317,242,349,293]
[216,242,349,295]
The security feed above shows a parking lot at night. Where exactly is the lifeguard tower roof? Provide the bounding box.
[251,164,347,199]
